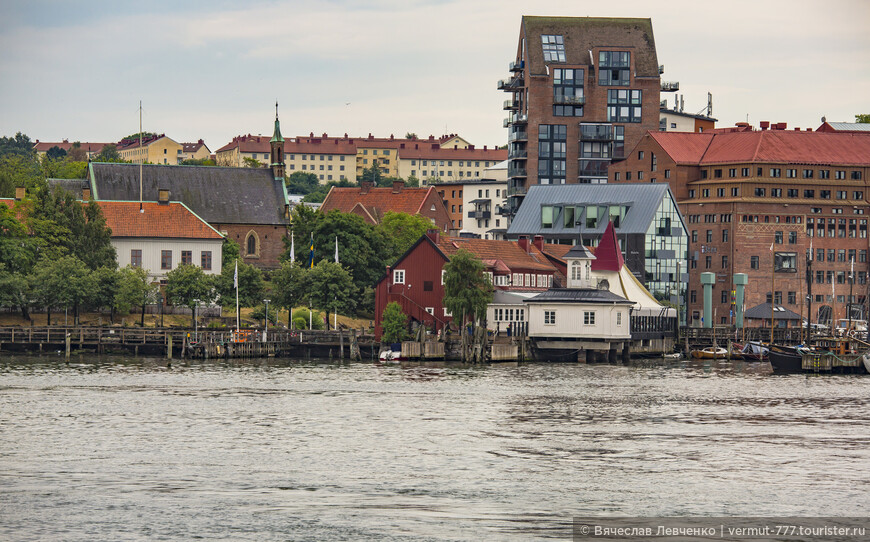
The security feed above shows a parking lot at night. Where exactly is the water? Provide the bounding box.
[1,355,868,541]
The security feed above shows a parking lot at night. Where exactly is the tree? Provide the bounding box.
[442,249,493,360]
[214,259,265,308]
[359,162,383,185]
[31,255,94,325]
[79,200,117,270]
[857,114,870,124]
[46,146,67,160]
[67,142,87,162]
[282,204,323,264]
[0,264,31,320]
[307,260,357,326]
[91,266,121,323]
[0,132,35,158]
[271,261,307,327]
[378,211,435,261]
[179,158,216,166]
[165,264,214,327]
[222,238,240,268]
[94,144,123,163]
[121,132,156,142]
[40,155,88,180]
[381,301,409,344]
[0,154,45,198]
[115,265,159,326]
[0,201,37,274]
[301,179,354,203]
[285,171,319,196]
[404,132,418,140]
[243,157,264,168]
[405,174,420,188]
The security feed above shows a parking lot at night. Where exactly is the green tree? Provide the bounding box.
[307,260,357,326]
[381,301,409,344]
[222,238,240,268]
[0,201,37,273]
[121,132,156,142]
[404,132,418,140]
[442,249,493,359]
[0,264,31,320]
[115,265,159,326]
[271,261,307,327]
[857,114,870,124]
[165,264,214,327]
[94,143,123,162]
[301,179,355,203]
[214,259,265,308]
[0,154,45,198]
[285,171,320,195]
[180,158,216,166]
[360,162,382,185]
[46,146,67,160]
[91,266,121,323]
[31,255,94,325]
[378,211,434,260]
[405,174,420,188]
[79,200,117,270]
[282,204,324,263]
[0,132,35,158]
[67,142,87,162]
[243,157,264,168]
[40,155,88,180]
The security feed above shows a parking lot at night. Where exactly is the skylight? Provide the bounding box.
[541,35,566,63]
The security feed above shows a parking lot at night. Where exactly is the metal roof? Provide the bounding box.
[826,122,870,132]
[506,183,675,237]
[523,288,633,305]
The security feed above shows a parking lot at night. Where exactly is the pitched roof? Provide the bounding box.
[651,130,870,166]
[522,16,659,77]
[215,133,480,156]
[96,201,223,240]
[744,302,802,321]
[89,163,289,226]
[33,141,111,153]
[507,183,676,237]
[817,121,870,133]
[320,185,439,219]
[590,221,624,271]
[524,288,633,304]
[46,178,88,199]
[182,140,210,153]
[435,237,556,272]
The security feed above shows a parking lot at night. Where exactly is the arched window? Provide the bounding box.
[245,230,260,257]
[571,261,581,281]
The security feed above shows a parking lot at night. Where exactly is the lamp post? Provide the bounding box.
[264,298,270,342]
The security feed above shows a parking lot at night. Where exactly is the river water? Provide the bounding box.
[1,355,868,541]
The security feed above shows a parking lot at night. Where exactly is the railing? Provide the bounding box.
[508,167,527,178]
[467,210,491,219]
[507,185,528,196]
[497,76,523,90]
[577,160,609,178]
[661,81,680,92]
[554,95,586,105]
[509,60,524,72]
[508,130,528,142]
[579,125,614,141]
[508,148,527,159]
[503,99,518,110]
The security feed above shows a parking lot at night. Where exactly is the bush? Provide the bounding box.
[292,308,324,330]
[250,304,278,325]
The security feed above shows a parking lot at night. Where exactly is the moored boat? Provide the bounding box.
[770,337,869,374]
[690,346,727,359]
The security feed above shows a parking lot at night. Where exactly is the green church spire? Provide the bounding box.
[270,101,284,144]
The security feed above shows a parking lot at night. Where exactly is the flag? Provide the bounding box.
[233,260,238,288]
[307,233,314,268]
[290,232,295,264]
[334,235,339,264]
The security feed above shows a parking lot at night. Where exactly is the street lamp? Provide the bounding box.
[264,298,270,341]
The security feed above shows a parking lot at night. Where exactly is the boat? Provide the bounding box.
[770,337,869,374]
[732,341,769,361]
[378,349,405,363]
[690,346,727,359]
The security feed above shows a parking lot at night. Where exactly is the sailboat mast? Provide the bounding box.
[139,100,143,212]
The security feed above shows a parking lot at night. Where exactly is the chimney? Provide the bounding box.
[776,122,787,130]
[158,189,170,204]
[533,235,544,251]
[82,187,91,201]
[392,180,405,193]
[517,236,530,253]
[360,181,373,195]
[14,187,25,200]
[760,121,770,130]
[425,228,440,244]
[483,145,487,150]
[806,128,813,132]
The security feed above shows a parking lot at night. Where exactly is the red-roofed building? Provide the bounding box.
[373,231,560,339]
[97,199,224,279]
[320,181,452,232]
[33,140,111,159]
[610,124,870,327]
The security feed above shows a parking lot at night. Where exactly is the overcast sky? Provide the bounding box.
[1,0,868,152]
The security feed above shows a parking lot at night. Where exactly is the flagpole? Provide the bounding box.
[770,241,775,345]
[235,260,240,331]
[290,231,295,264]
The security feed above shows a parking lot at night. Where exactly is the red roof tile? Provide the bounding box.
[648,132,714,164]
[33,141,111,153]
[321,185,441,220]
[436,237,556,272]
[96,201,223,239]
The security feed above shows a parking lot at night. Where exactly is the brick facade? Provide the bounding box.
[218,224,287,270]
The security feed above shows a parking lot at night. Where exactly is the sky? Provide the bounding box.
[1,0,868,152]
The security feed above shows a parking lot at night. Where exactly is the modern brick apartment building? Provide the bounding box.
[609,124,870,327]
[500,16,667,220]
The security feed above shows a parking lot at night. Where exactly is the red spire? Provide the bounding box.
[590,220,624,272]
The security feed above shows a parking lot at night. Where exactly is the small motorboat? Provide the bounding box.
[732,341,769,361]
[690,346,728,359]
[378,349,405,363]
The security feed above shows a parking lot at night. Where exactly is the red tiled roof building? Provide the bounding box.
[320,181,452,232]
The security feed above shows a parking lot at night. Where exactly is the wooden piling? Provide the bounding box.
[65,333,70,359]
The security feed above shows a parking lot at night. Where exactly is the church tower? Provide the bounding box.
[270,101,285,181]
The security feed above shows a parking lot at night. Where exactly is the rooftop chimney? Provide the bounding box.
[82,187,91,201]
[158,188,170,204]
[425,228,440,244]
[517,236,530,253]
[533,235,544,252]
[760,121,770,130]
[14,187,25,200]
[360,181,373,195]
[392,180,405,193]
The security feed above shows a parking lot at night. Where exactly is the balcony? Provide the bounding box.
[468,210,491,219]
[659,64,665,75]
[508,167,527,178]
[495,205,510,216]
[509,60,524,72]
[503,99,519,110]
[579,124,614,141]
[554,95,586,105]
[661,81,680,92]
[497,76,523,91]
[577,159,610,178]
[508,148,527,159]
[508,130,528,142]
[507,185,527,197]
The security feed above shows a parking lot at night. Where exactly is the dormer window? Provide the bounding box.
[541,35,566,62]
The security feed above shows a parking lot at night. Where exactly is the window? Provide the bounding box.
[722,255,728,269]
[161,250,172,270]
[774,231,783,244]
[775,252,797,272]
[393,269,405,284]
[751,256,759,269]
[664,169,671,179]
[820,169,830,179]
[805,190,815,198]
[722,229,729,242]
[691,230,698,242]
[732,187,739,197]
[544,310,556,325]
[721,290,729,304]
[787,189,799,198]
[729,168,736,178]
[786,169,797,178]
[651,153,657,171]
[181,250,192,265]
[606,89,642,123]
[131,249,142,268]
[770,168,781,177]
[688,189,696,198]
[803,169,814,179]
[820,190,831,199]
[788,231,797,244]
[538,124,567,184]
[552,68,584,116]
[835,170,846,180]
[541,205,554,228]
[852,171,862,180]
[837,191,848,200]
[718,188,725,197]
[583,311,596,325]
[201,251,212,270]
[706,230,713,242]
[705,255,712,268]
[741,167,750,177]
[755,188,766,197]
[599,51,630,85]
[541,35,566,62]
